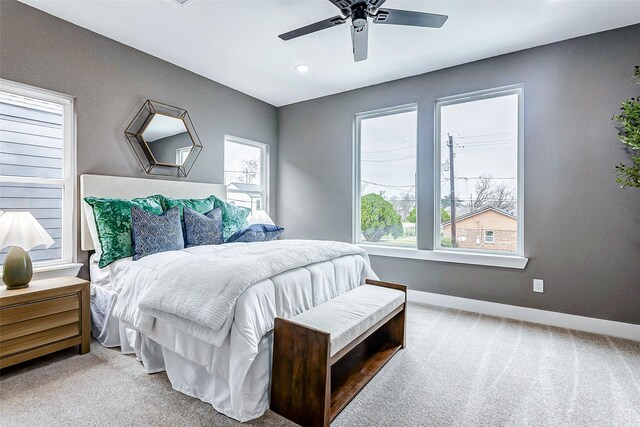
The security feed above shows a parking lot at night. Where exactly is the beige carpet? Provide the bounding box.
[1,303,639,426]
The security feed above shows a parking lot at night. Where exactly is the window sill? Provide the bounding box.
[0,262,83,282]
[359,245,528,269]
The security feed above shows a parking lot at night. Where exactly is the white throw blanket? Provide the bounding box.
[138,240,369,332]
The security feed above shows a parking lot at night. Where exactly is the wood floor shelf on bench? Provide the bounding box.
[271,279,407,427]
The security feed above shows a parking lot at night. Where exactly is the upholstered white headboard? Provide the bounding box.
[80,174,227,251]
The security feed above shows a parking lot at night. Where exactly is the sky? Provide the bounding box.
[359,94,518,210]
[440,94,518,208]
[224,140,262,186]
[222,94,519,214]
[223,140,263,209]
[360,110,417,202]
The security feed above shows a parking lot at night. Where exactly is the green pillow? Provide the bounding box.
[214,199,251,241]
[85,195,165,268]
[162,195,219,218]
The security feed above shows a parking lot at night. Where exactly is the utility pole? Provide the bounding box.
[447,134,457,248]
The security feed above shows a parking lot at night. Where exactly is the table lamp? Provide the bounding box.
[247,209,275,225]
[0,212,55,289]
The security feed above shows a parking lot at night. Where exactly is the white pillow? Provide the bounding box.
[83,200,102,258]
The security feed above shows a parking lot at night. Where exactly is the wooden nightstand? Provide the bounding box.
[0,276,90,369]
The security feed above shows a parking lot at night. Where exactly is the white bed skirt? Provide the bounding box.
[91,285,272,421]
[88,249,376,422]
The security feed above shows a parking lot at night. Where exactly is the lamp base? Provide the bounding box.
[5,283,29,290]
[2,246,33,290]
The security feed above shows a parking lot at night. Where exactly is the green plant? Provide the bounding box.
[407,207,416,223]
[440,208,450,223]
[361,193,403,242]
[612,66,640,188]
[407,207,448,224]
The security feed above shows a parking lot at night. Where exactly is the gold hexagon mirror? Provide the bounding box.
[125,100,202,177]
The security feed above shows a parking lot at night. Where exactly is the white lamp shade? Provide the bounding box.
[0,211,55,251]
[247,209,275,226]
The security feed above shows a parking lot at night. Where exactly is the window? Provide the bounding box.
[484,230,495,243]
[354,105,418,247]
[0,79,76,268]
[224,135,268,212]
[435,85,523,255]
[176,146,191,165]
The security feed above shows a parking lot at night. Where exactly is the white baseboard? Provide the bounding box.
[408,290,640,342]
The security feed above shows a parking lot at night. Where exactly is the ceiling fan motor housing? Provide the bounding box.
[352,3,368,27]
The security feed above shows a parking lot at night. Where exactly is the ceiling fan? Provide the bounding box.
[278,0,448,62]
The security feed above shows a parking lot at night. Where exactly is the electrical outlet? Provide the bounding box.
[533,279,544,293]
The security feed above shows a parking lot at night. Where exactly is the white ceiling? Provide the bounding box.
[20,0,640,107]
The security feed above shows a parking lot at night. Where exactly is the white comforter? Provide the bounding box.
[103,241,377,420]
[137,240,369,343]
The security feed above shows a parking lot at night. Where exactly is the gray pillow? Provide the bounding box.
[183,207,223,247]
[131,206,184,260]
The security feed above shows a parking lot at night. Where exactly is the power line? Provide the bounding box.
[362,154,415,162]
[443,198,518,203]
[379,197,416,201]
[457,133,517,140]
[459,142,516,149]
[364,190,413,194]
[459,139,516,144]
[362,144,415,154]
[362,180,415,189]
[441,139,516,147]
[460,137,516,142]
[447,176,517,180]
[441,131,516,139]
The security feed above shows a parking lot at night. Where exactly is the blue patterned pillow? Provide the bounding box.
[183,207,223,247]
[131,206,184,260]
[226,224,284,243]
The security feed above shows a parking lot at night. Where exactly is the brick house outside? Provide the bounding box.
[441,206,517,252]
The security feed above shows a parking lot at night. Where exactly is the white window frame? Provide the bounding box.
[223,135,270,213]
[352,103,418,246]
[434,84,524,257]
[175,146,191,165]
[0,79,79,275]
[484,230,495,243]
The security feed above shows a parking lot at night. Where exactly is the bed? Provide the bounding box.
[81,174,377,422]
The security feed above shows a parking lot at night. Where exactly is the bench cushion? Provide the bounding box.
[290,284,405,357]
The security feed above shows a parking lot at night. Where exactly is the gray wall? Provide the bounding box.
[0,0,278,276]
[278,24,640,324]
[2,1,638,324]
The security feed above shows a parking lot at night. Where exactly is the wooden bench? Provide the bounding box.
[271,279,407,427]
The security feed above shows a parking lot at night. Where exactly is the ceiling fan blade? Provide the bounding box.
[279,16,346,41]
[365,0,387,12]
[327,0,387,13]
[327,0,357,14]
[373,8,448,28]
[351,23,369,62]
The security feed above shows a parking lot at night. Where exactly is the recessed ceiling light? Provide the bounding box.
[295,65,310,74]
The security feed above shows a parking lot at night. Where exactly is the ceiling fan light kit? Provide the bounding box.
[279,0,448,62]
